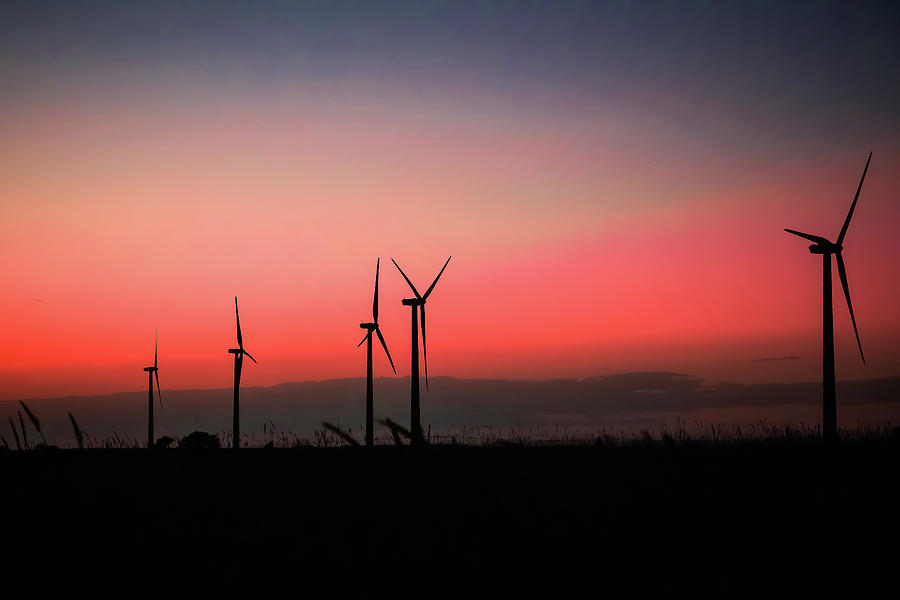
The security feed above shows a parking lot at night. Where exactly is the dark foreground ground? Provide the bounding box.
[2,440,899,597]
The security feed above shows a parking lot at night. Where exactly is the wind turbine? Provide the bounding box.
[142,329,162,447]
[391,256,451,445]
[228,296,257,449]
[785,151,870,442]
[357,258,397,446]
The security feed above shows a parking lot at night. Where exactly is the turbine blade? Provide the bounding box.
[784,229,830,245]
[235,296,243,349]
[357,332,370,348]
[837,151,872,246]
[154,328,158,369]
[373,257,380,324]
[375,328,397,375]
[420,305,428,391]
[391,259,421,299]
[423,256,452,300]
[243,350,258,364]
[155,370,163,411]
[835,252,865,364]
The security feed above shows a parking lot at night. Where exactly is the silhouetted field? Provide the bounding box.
[2,437,898,596]
[6,374,900,447]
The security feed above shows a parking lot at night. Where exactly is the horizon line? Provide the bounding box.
[5,371,900,405]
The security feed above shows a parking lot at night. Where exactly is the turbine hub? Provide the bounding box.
[809,243,839,255]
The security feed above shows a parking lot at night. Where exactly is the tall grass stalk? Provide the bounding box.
[8,416,22,450]
[18,412,29,449]
[68,412,85,449]
[322,422,360,446]
[19,401,47,446]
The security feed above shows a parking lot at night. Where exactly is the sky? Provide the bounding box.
[2,1,900,402]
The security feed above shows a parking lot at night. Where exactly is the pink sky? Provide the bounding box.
[2,82,899,401]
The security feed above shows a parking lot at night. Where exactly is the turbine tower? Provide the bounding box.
[357,258,397,446]
[391,256,451,445]
[228,296,257,449]
[142,329,162,447]
[785,151,870,442]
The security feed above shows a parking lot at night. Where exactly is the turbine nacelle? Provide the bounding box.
[809,242,840,254]
[402,298,426,306]
[360,322,377,330]
[143,366,158,372]
[228,348,242,354]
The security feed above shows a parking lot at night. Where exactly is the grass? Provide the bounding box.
[68,412,85,449]
[8,419,893,450]
[1,412,897,598]
[18,401,47,446]
[8,416,22,450]
[2,424,898,596]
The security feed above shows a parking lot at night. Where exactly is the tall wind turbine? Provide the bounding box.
[357,258,397,446]
[785,151,870,442]
[142,329,162,447]
[228,296,257,449]
[391,256,451,445]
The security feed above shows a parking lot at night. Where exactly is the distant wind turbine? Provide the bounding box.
[142,328,162,447]
[357,258,397,446]
[785,151,870,442]
[228,296,258,449]
[391,256,451,445]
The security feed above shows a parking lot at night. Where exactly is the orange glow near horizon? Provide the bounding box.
[2,86,900,401]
